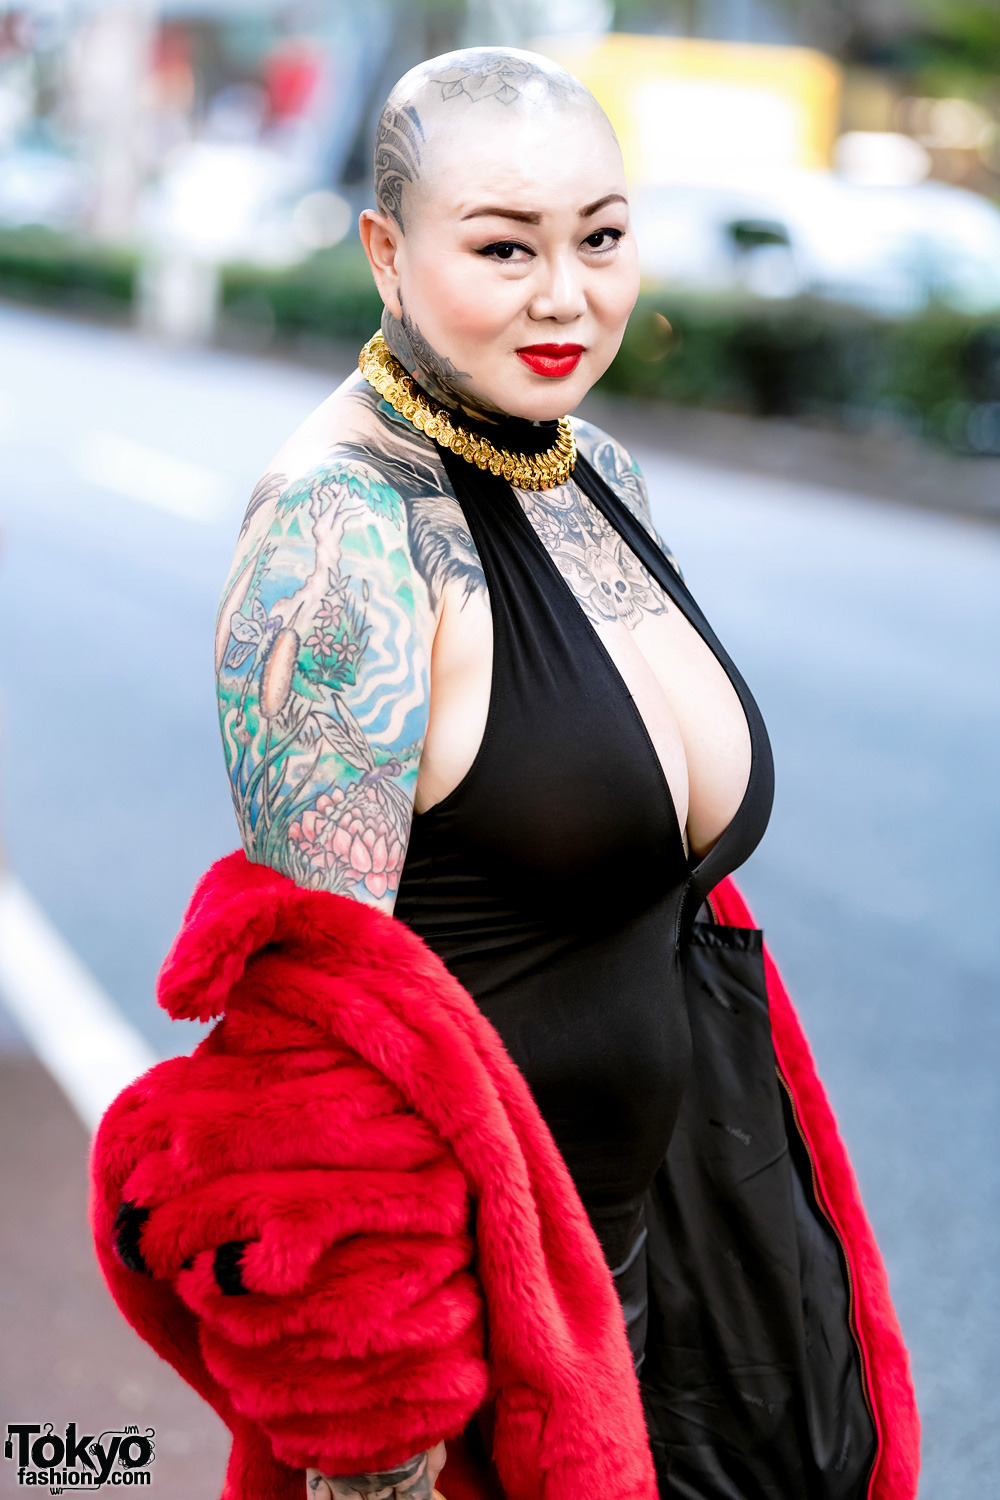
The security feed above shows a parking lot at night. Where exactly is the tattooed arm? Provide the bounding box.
[307,1443,446,1500]
[571,418,683,579]
[217,455,447,1491]
[215,453,433,912]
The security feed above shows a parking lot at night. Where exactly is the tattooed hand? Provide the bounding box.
[306,1443,446,1500]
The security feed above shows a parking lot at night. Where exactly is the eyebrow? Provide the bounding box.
[460,192,628,225]
[461,206,542,224]
[580,193,628,217]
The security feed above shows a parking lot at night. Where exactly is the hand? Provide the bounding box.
[307,1442,447,1500]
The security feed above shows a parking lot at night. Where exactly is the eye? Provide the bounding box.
[583,227,624,252]
[477,241,533,263]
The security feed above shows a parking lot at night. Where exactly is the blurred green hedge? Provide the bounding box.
[221,243,384,348]
[611,295,1000,452]
[0,225,136,320]
[2,227,999,453]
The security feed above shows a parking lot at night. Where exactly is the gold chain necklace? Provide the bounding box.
[358,332,577,491]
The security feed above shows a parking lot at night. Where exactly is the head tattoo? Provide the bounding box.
[373,47,599,232]
[373,105,423,233]
[429,50,579,108]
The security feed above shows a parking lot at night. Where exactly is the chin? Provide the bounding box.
[491,369,593,424]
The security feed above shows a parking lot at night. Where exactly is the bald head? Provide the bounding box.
[374,47,610,232]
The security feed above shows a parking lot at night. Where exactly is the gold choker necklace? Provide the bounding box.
[358,332,576,491]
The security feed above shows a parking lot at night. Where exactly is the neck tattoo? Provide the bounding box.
[380,303,511,423]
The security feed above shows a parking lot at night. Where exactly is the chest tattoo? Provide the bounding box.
[515,481,669,630]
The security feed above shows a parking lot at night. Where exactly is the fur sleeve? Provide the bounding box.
[91,990,488,1480]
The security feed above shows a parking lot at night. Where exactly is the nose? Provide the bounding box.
[527,250,587,324]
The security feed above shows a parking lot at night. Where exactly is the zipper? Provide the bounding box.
[775,1064,882,1498]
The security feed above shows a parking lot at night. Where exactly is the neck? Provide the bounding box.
[380,304,513,425]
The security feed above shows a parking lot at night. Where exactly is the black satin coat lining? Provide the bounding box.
[640,923,877,1500]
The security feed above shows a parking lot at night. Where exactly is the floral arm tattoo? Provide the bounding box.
[215,452,435,910]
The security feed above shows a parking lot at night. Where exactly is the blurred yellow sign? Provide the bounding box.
[537,33,842,186]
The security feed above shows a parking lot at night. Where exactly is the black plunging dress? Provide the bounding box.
[393,421,877,1499]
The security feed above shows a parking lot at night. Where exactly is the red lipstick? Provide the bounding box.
[515,343,585,378]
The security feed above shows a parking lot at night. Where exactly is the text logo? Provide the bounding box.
[3,1422,154,1489]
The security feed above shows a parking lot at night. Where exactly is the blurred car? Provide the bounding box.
[631,170,1000,315]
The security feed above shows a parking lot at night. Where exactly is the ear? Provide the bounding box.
[359,209,403,320]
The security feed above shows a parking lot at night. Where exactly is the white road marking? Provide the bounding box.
[0,875,158,1132]
[76,431,234,523]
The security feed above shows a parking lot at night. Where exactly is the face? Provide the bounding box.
[362,107,640,421]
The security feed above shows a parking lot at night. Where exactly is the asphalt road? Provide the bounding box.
[0,304,997,1498]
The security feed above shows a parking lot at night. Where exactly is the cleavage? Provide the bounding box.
[412,474,687,915]
[415,540,690,846]
[586,619,694,845]
[511,478,752,861]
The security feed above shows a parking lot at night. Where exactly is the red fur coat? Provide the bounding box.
[89,852,919,1500]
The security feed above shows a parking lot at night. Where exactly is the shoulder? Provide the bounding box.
[571,417,652,526]
[239,371,437,548]
[236,373,486,614]
[570,417,683,578]
[222,451,428,667]
[238,452,407,549]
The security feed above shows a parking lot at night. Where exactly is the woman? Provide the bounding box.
[96,45,917,1500]
[225,49,734,1486]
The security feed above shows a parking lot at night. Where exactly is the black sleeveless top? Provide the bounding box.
[394,424,880,1498]
[394,431,775,1259]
